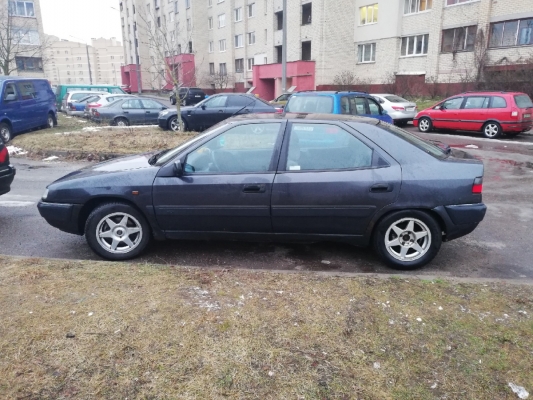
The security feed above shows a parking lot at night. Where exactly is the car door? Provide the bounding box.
[121,99,145,124]
[152,121,285,235]
[17,81,39,128]
[185,95,228,130]
[1,82,25,132]
[141,99,166,124]
[271,121,401,237]
[432,97,464,130]
[366,97,392,123]
[458,96,489,131]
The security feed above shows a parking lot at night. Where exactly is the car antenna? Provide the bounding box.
[230,97,256,118]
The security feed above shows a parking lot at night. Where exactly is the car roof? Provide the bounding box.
[457,91,526,96]
[230,112,380,125]
[292,91,370,97]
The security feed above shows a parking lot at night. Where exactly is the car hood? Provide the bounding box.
[165,106,195,116]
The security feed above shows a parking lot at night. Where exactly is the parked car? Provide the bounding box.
[269,93,292,107]
[0,136,15,196]
[62,90,107,114]
[91,97,167,126]
[55,84,126,111]
[0,77,57,142]
[284,91,394,124]
[414,91,533,139]
[66,94,102,117]
[38,113,486,269]
[121,85,132,94]
[84,94,137,118]
[371,94,417,126]
[169,87,207,106]
[159,93,278,131]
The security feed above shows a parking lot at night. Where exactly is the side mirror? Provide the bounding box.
[174,159,184,177]
[4,93,17,102]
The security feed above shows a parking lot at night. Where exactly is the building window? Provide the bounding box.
[401,34,429,56]
[209,62,215,74]
[8,1,35,17]
[489,19,533,48]
[248,3,255,18]
[186,0,190,8]
[275,11,283,30]
[235,58,244,73]
[446,0,476,5]
[301,41,311,60]
[358,43,376,63]
[404,0,432,14]
[209,41,214,52]
[441,26,477,52]
[248,31,256,45]
[12,28,40,45]
[218,14,226,28]
[302,3,312,25]
[235,7,242,22]
[208,0,212,6]
[220,63,227,75]
[360,4,378,25]
[208,17,213,29]
[247,57,254,71]
[219,39,227,51]
[15,56,42,71]
[235,34,243,48]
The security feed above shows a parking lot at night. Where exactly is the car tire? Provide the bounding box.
[418,117,433,133]
[169,116,187,132]
[373,210,442,270]
[115,117,130,127]
[85,202,151,261]
[482,121,502,139]
[47,112,56,129]
[0,122,12,142]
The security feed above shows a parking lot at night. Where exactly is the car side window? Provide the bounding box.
[3,83,18,102]
[185,123,281,174]
[122,99,143,109]
[340,96,351,114]
[141,99,164,109]
[490,96,507,108]
[463,97,489,109]
[17,82,37,100]
[204,95,228,108]
[285,123,373,171]
[367,98,381,115]
[227,95,252,107]
[442,97,464,110]
[354,97,367,115]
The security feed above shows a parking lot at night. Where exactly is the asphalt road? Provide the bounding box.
[2,128,533,279]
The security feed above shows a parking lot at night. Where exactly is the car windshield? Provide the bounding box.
[284,95,334,113]
[514,95,533,108]
[381,124,448,159]
[384,95,409,103]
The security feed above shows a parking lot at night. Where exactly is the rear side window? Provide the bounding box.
[464,97,489,109]
[17,82,37,100]
[514,95,533,108]
[490,96,507,108]
[379,124,447,160]
[285,95,334,113]
[227,95,253,107]
[368,98,381,115]
[122,99,143,109]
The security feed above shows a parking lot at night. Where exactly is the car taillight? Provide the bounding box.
[275,107,283,114]
[0,147,8,164]
[392,106,405,111]
[472,177,483,194]
[88,103,101,108]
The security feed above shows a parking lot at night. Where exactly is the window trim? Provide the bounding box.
[234,7,242,22]
[248,3,255,18]
[489,18,533,48]
[218,14,226,28]
[359,4,379,26]
[441,25,477,53]
[234,34,244,48]
[445,0,480,8]
[247,58,254,71]
[403,0,433,15]
[400,33,429,57]
[219,39,227,52]
[358,43,376,64]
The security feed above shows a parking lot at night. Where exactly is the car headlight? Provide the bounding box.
[42,188,49,201]
[159,110,170,117]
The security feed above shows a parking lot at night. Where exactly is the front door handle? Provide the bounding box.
[243,184,266,193]
[370,183,393,193]
[218,110,224,113]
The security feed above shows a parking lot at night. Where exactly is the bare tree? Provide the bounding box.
[333,70,356,91]
[0,5,49,76]
[204,69,235,93]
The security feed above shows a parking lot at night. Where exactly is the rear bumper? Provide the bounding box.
[501,121,532,133]
[433,203,487,241]
[0,165,16,196]
[37,201,83,235]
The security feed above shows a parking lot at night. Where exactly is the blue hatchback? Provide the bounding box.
[284,91,393,124]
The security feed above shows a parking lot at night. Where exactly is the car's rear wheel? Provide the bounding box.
[373,210,442,270]
[169,116,187,132]
[115,117,129,127]
[85,203,151,260]
[482,121,502,139]
[418,117,432,133]
[0,123,12,142]
[47,112,56,129]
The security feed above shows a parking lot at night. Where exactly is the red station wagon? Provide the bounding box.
[414,91,533,139]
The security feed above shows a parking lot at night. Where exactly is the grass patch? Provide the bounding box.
[0,256,532,399]
[407,97,444,111]
[11,114,193,156]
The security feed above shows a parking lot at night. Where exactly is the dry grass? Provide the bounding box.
[0,256,532,399]
[10,113,194,156]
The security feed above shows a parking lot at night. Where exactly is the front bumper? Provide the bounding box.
[433,203,487,241]
[158,117,170,129]
[37,201,83,235]
[0,165,16,196]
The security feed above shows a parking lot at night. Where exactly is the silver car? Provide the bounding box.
[371,94,417,126]
[84,94,136,118]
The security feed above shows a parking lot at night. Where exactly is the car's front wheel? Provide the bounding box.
[482,121,502,139]
[373,210,442,270]
[418,117,433,133]
[0,122,12,142]
[85,203,151,260]
[169,116,187,132]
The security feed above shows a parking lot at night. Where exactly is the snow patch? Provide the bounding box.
[6,145,27,155]
[508,383,529,399]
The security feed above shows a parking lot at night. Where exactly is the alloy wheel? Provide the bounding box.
[0,126,10,142]
[170,117,181,132]
[419,118,431,132]
[484,123,500,138]
[96,212,143,254]
[384,218,431,262]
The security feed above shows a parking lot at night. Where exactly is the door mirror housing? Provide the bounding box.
[174,159,184,177]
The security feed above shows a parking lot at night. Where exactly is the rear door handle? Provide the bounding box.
[218,110,224,113]
[243,184,266,193]
[370,183,393,193]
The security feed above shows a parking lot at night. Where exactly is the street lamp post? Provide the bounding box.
[69,35,93,85]
[281,0,287,94]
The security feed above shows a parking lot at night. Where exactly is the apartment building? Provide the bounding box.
[1,0,46,78]
[118,0,533,99]
[43,36,125,86]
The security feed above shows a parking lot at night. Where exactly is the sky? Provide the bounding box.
[39,0,123,44]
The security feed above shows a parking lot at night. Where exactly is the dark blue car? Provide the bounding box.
[0,77,57,142]
[284,91,394,124]
[38,114,486,270]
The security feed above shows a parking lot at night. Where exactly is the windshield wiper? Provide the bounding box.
[148,149,169,165]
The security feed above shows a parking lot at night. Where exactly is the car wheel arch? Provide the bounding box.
[480,119,502,131]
